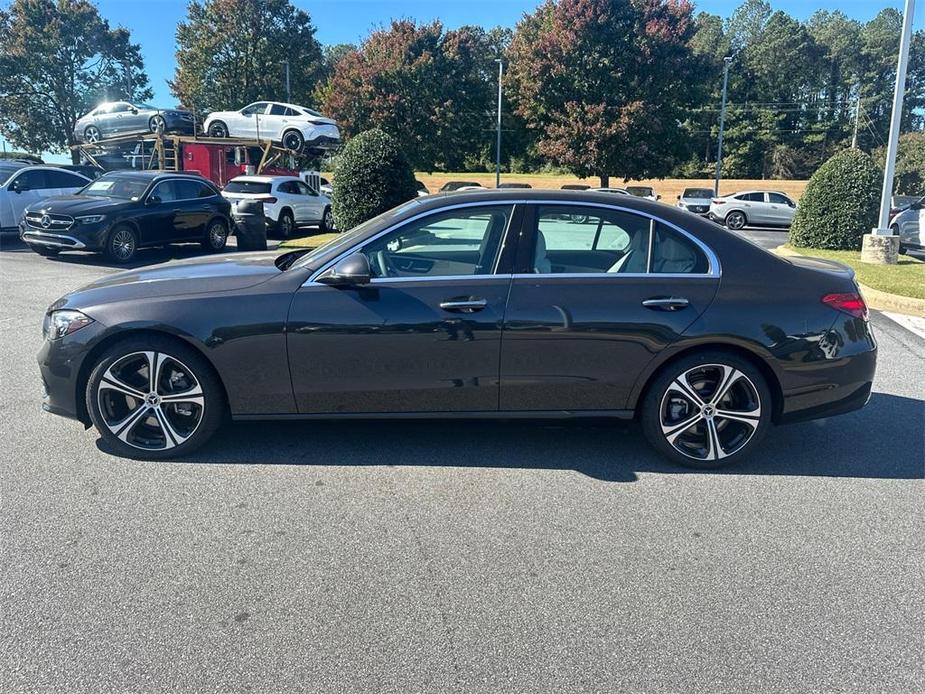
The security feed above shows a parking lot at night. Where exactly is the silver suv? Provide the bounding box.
[709,191,797,230]
[890,196,923,253]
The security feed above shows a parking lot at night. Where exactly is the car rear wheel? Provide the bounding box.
[149,115,166,134]
[202,219,229,252]
[84,125,101,143]
[276,210,295,238]
[208,121,228,138]
[106,225,138,263]
[282,130,304,151]
[86,336,225,459]
[320,206,334,232]
[640,351,771,469]
[725,211,747,230]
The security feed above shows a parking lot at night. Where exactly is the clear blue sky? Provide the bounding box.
[0,0,921,158]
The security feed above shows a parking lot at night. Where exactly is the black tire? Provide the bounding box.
[276,209,295,238]
[201,218,229,252]
[320,206,334,232]
[281,129,304,152]
[725,211,747,230]
[640,350,772,469]
[84,125,101,143]
[105,224,138,263]
[31,246,60,257]
[86,335,226,460]
[208,121,228,138]
[149,115,166,134]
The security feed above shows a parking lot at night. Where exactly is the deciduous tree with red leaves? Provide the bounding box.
[507,0,707,186]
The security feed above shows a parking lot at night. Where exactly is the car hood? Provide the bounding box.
[26,196,135,216]
[53,252,283,313]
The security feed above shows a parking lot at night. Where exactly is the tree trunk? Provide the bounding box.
[71,148,81,165]
[599,173,609,187]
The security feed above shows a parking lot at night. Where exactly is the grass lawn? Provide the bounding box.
[786,245,925,300]
[278,232,341,250]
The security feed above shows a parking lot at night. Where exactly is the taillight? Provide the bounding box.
[712,199,725,204]
[822,292,868,320]
[258,196,278,204]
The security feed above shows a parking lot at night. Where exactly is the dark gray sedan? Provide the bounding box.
[74,101,195,143]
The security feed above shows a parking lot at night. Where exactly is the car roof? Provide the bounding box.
[228,175,296,183]
[8,164,91,176]
[99,170,206,183]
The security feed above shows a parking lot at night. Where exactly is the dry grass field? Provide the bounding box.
[413,173,809,202]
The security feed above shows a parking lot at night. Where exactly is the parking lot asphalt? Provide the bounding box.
[1,231,923,693]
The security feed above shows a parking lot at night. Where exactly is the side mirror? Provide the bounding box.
[676,195,681,200]
[656,194,661,200]
[147,195,162,205]
[316,253,371,286]
[130,108,138,114]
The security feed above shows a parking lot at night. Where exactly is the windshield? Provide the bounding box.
[80,176,150,200]
[224,180,271,194]
[290,199,424,270]
[682,188,714,199]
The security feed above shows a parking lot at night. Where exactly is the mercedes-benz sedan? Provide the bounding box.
[38,190,877,467]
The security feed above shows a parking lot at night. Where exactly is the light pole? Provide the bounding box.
[280,60,291,102]
[495,59,503,188]
[713,56,732,196]
[863,0,915,265]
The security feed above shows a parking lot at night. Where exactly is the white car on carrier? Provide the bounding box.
[222,175,334,238]
[204,101,340,153]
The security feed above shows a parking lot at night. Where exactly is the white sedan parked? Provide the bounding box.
[0,165,91,234]
[204,101,340,152]
[709,190,797,230]
[222,175,334,237]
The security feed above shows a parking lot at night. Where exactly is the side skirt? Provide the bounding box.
[233,409,636,422]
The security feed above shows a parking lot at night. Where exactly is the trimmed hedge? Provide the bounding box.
[789,149,882,251]
[331,129,419,230]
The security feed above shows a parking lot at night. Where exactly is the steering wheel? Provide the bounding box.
[374,250,393,278]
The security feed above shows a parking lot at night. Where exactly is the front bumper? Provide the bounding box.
[20,219,110,252]
[37,320,108,424]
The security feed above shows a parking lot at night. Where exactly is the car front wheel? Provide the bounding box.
[640,351,771,469]
[86,337,225,459]
[106,225,138,263]
[320,206,334,232]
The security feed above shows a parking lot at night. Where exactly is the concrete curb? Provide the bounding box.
[773,245,925,318]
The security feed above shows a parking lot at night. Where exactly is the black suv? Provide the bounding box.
[20,171,232,263]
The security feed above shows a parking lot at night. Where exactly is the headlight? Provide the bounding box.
[76,215,105,224]
[43,310,94,340]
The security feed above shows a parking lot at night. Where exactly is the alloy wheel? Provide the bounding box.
[726,212,746,230]
[283,131,304,151]
[150,115,166,133]
[209,123,227,138]
[85,126,101,143]
[659,363,762,462]
[110,228,135,261]
[96,351,205,451]
[323,208,335,230]
[279,214,293,237]
[208,222,227,249]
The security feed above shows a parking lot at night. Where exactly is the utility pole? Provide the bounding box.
[852,94,860,149]
[495,59,503,188]
[862,0,915,266]
[713,56,732,196]
[281,61,291,103]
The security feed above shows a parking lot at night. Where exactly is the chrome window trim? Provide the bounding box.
[304,200,520,285]
[303,198,721,286]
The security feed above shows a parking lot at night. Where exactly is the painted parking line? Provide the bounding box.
[882,311,925,342]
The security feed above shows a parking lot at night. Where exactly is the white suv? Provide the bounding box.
[204,102,340,152]
[222,176,334,237]
[709,190,797,230]
[0,165,90,234]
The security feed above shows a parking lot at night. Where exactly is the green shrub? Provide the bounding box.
[876,132,925,195]
[331,129,419,230]
[789,149,882,251]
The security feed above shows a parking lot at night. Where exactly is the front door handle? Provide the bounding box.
[439,297,487,313]
[642,297,689,311]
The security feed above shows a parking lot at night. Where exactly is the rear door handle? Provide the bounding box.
[440,297,487,313]
[642,297,689,311]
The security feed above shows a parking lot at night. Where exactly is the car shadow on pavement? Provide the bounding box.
[0,233,282,270]
[101,392,925,482]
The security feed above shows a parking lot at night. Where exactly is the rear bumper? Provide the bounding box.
[778,346,877,424]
